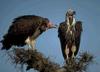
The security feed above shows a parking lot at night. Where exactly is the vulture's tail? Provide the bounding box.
[0,34,12,50]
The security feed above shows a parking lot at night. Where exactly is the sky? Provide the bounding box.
[0,0,100,72]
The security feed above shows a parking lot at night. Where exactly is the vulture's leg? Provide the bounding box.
[71,44,76,58]
[65,44,69,60]
[30,40,36,50]
[25,37,31,48]
[25,37,36,50]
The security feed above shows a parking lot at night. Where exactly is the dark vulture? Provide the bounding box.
[58,21,83,60]
[1,15,56,50]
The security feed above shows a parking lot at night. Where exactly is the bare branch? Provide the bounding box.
[7,48,93,72]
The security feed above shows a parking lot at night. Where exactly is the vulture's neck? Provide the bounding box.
[66,17,76,26]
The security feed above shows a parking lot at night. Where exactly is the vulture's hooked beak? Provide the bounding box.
[47,22,58,29]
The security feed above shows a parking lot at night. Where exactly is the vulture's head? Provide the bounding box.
[42,18,56,30]
[66,9,76,20]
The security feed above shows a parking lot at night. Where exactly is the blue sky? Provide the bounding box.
[0,0,100,72]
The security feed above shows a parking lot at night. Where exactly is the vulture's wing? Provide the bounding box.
[8,15,43,36]
[58,22,68,59]
[74,21,83,56]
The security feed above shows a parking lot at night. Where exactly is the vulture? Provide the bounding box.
[1,15,56,50]
[58,9,83,60]
[58,21,82,60]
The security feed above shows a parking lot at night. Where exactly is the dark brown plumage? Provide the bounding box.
[1,15,54,50]
[58,21,83,60]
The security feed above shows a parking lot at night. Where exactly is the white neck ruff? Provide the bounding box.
[67,17,76,26]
